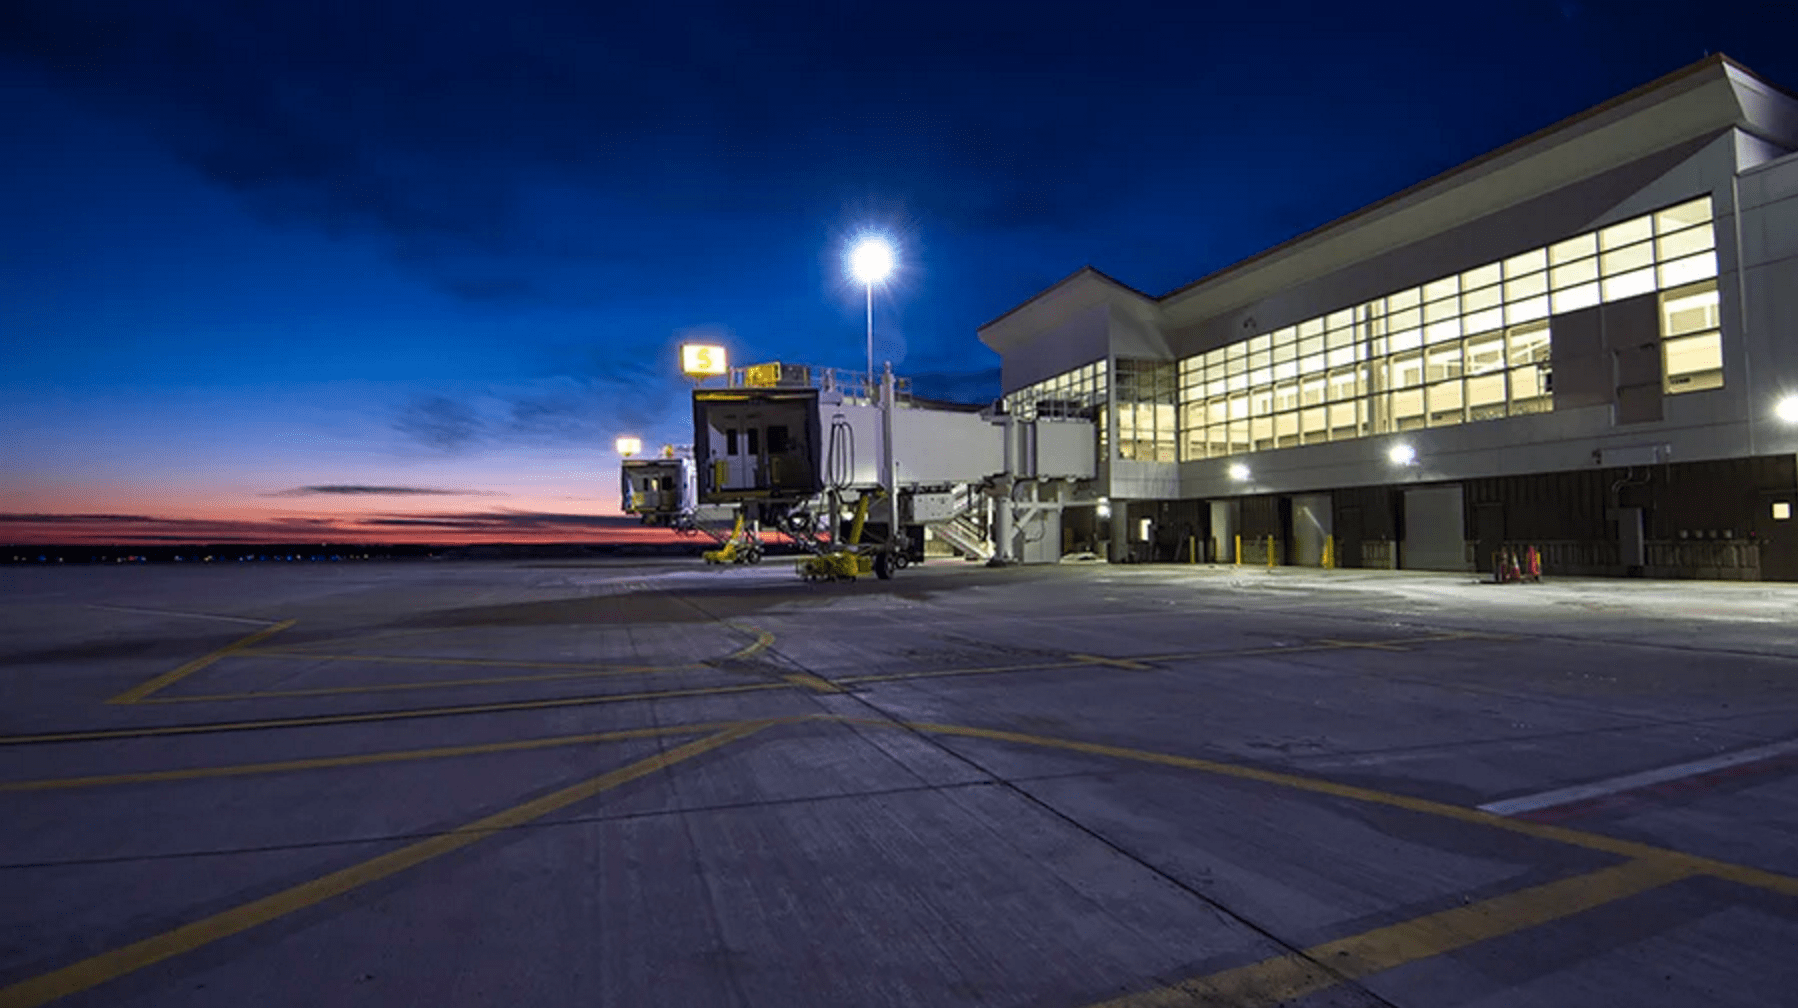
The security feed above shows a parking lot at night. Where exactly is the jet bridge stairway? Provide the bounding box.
[920,485,994,562]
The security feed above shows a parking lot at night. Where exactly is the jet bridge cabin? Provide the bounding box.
[620,455,698,524]
[693,387,825,502]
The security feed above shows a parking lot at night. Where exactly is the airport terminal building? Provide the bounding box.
[979,55,1798,579]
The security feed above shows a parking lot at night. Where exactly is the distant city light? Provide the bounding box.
[1388,443,1417,466]
[1228,463,1250,481]
[1777,396,1798,423]
[615,436,642,457]
[849,237,894,284]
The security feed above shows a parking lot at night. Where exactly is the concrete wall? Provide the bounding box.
[1737,148,1798,463]
[1168,133,1776,503]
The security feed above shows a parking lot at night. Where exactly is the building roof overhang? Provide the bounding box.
[977,54,1798,349]
[976,266,1156,356]
[1157,55,1797,327]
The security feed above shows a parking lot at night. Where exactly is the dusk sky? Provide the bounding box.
[4,1,1793,544]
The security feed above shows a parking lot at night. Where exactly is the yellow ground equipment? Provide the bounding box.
[702,514,763,565]
[795,492,883,582]
[797,550,871,582]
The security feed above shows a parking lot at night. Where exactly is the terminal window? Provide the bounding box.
[1661,280,1722,394]
[1178,195,1717,461]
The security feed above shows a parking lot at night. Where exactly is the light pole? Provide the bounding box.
[849,237,894,397]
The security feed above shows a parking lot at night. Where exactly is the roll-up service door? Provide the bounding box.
[1403,485,1468,571]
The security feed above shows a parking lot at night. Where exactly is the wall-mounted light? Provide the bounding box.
[1228,462,1250,481]
[1096,497,1112,520]
[1387,443,1417,466]
[1776,396,1798,424]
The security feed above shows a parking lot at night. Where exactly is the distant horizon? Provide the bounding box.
[0,511,690,547]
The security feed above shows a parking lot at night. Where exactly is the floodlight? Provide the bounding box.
[1388,443,1417,466]
[1228,463,1250,481]
[1777,396,1798,424]
[849,237,894,284]
[615,436,642,458]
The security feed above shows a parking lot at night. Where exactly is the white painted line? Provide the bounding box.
[87,605,281,627]
[1478,737,1798,817]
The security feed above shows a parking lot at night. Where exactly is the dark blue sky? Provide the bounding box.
[3,0,1793,541]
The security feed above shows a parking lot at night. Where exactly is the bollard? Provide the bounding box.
[1235,534,1242,566]
[1266,534,1275,569]
[1322,535,1335,570]
[1188,535,1197,565]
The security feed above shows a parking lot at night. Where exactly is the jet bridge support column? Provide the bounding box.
[989,410,1015,565]
[881,363,901,553]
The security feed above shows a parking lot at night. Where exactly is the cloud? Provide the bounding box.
[270,485,498,497]
[0,509,678,545]
[361,511,637,530]
[1,3,1156,285]
[393,395,486,452]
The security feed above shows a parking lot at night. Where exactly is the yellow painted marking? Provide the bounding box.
[105,620,298,705]
[86,605,281,627]
[721,623,776,661]
[0,722,763,792]
[248,624,483,653]
[1069,653,1156,670]
[901,721,1798,899]
[794,633,1495,687]
[1314,638,1411,652]
[1092,858,1691,1007]
[0,682,798,746]
[146,664,686,703]
[782,673,844,693]
[835,660,1090,685]
[0,722,767,1008]
[239,650,671,672]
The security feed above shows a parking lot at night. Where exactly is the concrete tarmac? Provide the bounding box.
[4,557,1798,1006]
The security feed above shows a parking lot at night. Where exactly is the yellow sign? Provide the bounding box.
[680,343,727,377]
[744,362,781,387]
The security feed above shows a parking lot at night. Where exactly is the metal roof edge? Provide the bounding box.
[1155,54,1753,307]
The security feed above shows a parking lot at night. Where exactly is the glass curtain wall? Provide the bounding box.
[1115,359,1178,461]
[1179,195,1719,461]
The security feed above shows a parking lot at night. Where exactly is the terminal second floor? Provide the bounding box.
[978,55,1798,504]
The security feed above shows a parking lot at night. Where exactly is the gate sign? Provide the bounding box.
[680,343,727,377]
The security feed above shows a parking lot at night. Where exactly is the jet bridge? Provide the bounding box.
[691,367,1004,503]
[685,362,1098,569]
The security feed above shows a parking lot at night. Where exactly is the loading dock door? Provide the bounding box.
[1403,485,1468,571]
[1210,500,1236,563]
[1292,493,1332,566]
